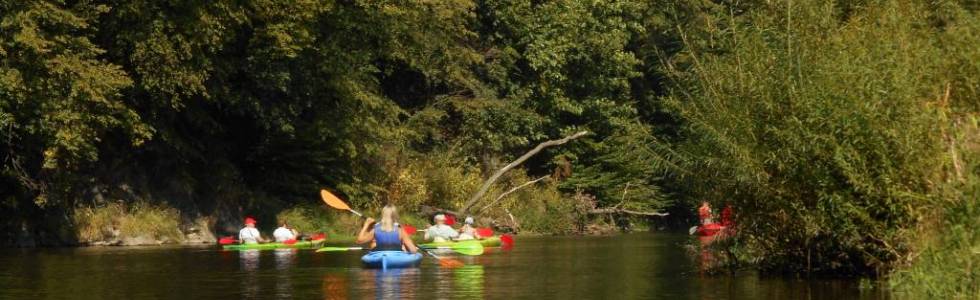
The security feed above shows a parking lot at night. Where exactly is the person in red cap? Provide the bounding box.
[698,201,713,225]
[239,217,267,244]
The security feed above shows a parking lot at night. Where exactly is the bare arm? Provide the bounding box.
[400,228,418,253]
[356,218,375,244]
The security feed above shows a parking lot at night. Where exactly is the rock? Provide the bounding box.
[183,229,216,244]
[121,235,156,246]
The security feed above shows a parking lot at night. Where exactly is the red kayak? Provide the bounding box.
[696,223,725,236]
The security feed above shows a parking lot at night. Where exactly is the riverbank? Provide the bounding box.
[10,193,636,248]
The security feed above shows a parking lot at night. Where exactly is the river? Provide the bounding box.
[0,233,890,299]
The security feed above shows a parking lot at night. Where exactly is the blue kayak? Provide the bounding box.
[361,251,423,270]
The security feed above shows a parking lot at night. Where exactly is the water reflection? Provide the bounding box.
[239,250,260,298]
[370,268,420,300]
[274,249,297,298]
[321,273,348,300]
[452,265,485,299]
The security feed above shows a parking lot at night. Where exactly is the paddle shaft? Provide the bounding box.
[317,247,365,252]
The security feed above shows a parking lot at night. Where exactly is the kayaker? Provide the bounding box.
[355,205,418,253]
[423,214,459,242]
[720,204,734,227]
[239,217,267,244]
[457,216,478,240]
[273,221,299,242]
[698,201,713,225]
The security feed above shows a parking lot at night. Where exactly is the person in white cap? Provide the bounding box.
[457,216,478,240]
[424,214,459,242]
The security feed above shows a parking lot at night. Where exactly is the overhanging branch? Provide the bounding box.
[459,131,589,213]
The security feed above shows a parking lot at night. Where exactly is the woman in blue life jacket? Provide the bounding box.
[356,205,419,253]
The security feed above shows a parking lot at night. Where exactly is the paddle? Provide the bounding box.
[500,234,514,247]
[316,246,364,252]
[219,236,237,245]
[689,226,699,235]
[320,189,363,217]
[403,224,418,235]
[476,227,494,238]
[421,248,464,268]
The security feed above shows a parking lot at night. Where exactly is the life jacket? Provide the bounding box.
[374,223,401,251]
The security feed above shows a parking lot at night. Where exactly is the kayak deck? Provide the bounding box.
[419,236,501,249]
[222,239,324,251]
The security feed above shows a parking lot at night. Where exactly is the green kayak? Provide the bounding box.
[222,239,324,251]
[419,236,501,249]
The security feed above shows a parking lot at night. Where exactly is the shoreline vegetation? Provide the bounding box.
[1,0,976,298]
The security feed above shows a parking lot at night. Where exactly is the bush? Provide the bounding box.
[74,202,183,244]
[890,118,979,298]
[658,0,979,276]
[499,180,580,234]
[386,153,484,211]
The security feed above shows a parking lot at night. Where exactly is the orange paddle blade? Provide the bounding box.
[320,189,351,210]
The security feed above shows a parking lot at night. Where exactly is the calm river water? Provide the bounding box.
[0,233,892,299]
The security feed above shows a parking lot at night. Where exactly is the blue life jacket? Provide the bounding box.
[374,223,402,251]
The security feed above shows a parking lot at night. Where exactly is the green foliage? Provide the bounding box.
[890,117,979,298]
[561,123,670,211]
[387,153,485,210]
[0,1,148,206]
[74,202,183,243]
[656,0,979,276]
[505,181,579,235]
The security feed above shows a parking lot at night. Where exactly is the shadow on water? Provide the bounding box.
[0,234,892,300]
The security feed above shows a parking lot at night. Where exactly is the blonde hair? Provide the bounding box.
[380,205,399,232]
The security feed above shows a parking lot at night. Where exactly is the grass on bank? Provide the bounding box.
[73,202,184,244]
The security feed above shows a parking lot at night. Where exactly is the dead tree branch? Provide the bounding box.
[477,175,550,214]
[460,131,589,213]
